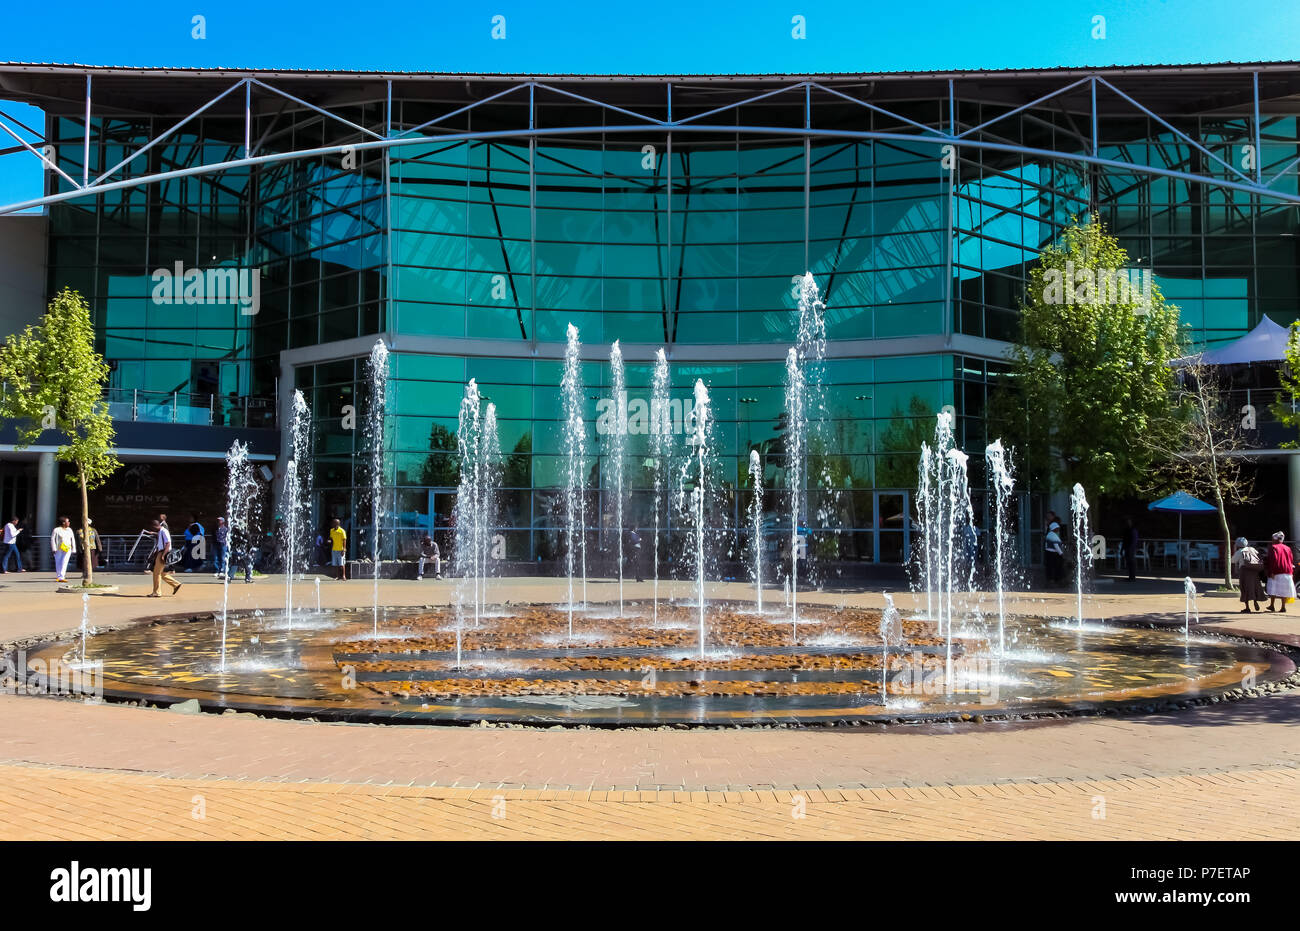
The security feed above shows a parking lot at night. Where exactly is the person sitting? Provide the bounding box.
[418,535,441,580]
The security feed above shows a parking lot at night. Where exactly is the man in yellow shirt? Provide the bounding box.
[329,518,348,581]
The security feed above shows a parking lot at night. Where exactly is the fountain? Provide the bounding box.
[784,346,806,638]
[78,592,89,663]
[677,379,713,658]
[481,403,501,611]
[281,390,311,629]
[221,439,256,670]
[985,439,1015,655]
[914,413,972,691]
[454,380,500,629]
[1070,482,1091,628]
[917,441,935,622]
[609,340,626,616]
[367,339,389,636]
[1184,577,1198,639]
[793,273,832,590]
[915,413,958,622]
[455,380,483,629]
[50,270,1300,729]
[943,447,974,689]
[879,592,902,701]
[748,449,764,614]
[649,348,672,625]
[561,324,588,636]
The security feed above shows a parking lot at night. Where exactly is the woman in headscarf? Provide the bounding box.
[1231,537,1265,614]
[1264,531,1296,613]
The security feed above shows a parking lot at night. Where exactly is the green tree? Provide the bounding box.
[1270,320,1300,447]
[0,288,121,584]
[998,215,1185,496]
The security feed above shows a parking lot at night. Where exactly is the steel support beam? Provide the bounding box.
[82,74,91,187]
[5,110,1300,215]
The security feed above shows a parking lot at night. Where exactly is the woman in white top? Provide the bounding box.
[50,515,76,583]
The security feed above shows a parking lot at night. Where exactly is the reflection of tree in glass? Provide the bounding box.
[876,396,934,489]
[503,433,531,489]
[418,423,459,487]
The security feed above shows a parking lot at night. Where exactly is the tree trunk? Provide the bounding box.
[1214,486,1233,590]
[79,467,93,586]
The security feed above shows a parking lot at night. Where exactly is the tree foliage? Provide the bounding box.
[1270,320,1300,448]
[0,288,121,583]
[997,215,1185,496]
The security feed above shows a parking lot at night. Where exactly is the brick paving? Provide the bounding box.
[0,761,1294,840]
[0,572,1297,839]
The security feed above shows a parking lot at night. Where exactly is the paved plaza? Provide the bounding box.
[0,571,1296,840]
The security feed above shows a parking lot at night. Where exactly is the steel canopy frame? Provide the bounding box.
[1,72,1299,215]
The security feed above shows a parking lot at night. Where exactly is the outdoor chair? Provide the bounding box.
[1202,543,1220,572]
[1135,542,1151,571]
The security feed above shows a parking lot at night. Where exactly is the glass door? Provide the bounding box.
[874,490,911,564]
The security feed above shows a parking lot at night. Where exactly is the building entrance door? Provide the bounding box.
[874,490,911,564]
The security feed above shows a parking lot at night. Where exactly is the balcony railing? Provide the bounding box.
[1,383,278,429]
[104,388,277,428]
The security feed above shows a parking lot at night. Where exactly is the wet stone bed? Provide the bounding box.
[19,600,1299,726]
[338,603,938,699]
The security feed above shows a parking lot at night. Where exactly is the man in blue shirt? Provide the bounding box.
[183,513,206,572]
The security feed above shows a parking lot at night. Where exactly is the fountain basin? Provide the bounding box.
[21,602,1295,727]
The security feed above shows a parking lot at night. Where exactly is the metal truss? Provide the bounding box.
[2,72,1299,216]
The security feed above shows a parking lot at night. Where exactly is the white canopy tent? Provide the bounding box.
[1173,315,1291,366]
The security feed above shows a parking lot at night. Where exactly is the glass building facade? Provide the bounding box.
[21,65,1300,564]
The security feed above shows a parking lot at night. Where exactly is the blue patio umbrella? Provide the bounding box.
[1147,490,1218,543]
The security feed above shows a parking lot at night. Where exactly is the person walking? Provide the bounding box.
[2,516,25,573]
[1122,518,1140,583]
[329,518,348,581]
[77,519,102,574]
[1265,531,1296,613]
[50,516,76,583]
[213,517,229,578]
[417,535,441,580]
[1044,511,1066,586]
[149,518,182,597]
[1231,537,1265,614]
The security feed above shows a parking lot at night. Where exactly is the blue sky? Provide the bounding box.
[1,0,1298,207]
